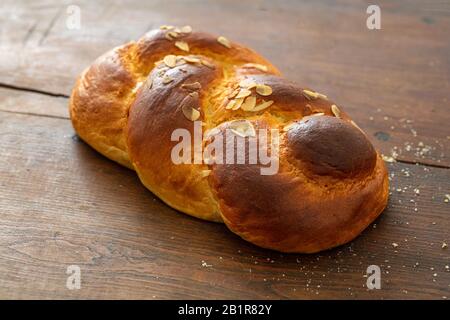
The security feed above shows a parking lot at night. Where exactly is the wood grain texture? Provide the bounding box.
[0,87,68,119]
[0,103,449,300]
[0,0,449,299]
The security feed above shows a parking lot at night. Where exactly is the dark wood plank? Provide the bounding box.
[0,110,448,299]
[1,0,449,166]
[0,87,68,119]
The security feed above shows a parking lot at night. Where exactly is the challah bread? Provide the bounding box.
[70,26,389,252]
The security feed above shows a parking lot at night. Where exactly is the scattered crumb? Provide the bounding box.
[201,260,212,268]
[392,243,399,248]
[382,154,396,163]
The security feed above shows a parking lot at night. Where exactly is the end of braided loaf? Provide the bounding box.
[69,26,389,253]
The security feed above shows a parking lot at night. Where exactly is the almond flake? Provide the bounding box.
[331,104,341,118]
[351,120,363,132]
[181,82,202,91]
[201,60,215,69]
[230,129,245,137]
[239,78,255,88]
[217,36,231,48]
[228,88,240,99]
[175,56,186,65]
[163,55,177,68]
[312,112,325,116]
[160,25,174,30]
[251,100,274,112]
[232,98,244,110]
[242,63,268,72]
[201,170,211,178]
[175,41,189,52]
[317,92,328,100]
[183,56,201,64]
[256,84,272,96]
[180,25,192,33]
[162,75,173,84]
[166,31,179,40]
[182,105,200,121]
[229,120,256,137]
[241,96,257,111]
[302,89,319,100]
[225,99,236,110]
[235,89,252,99]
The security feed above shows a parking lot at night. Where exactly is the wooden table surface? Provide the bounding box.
[0,0,449,299]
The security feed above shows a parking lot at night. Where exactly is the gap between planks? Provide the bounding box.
[0,82,70,98]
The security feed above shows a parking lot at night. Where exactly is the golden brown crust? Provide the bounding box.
[134,29,280,77]
[208,115,388,253]
[69,43,138,169]
[69,26,389,252]
[287,116,377,178]
[126,30,280,221]
[212,156,388,253]
[127,60,223,221]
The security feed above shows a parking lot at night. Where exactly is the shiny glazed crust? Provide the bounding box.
[69,26,389,252]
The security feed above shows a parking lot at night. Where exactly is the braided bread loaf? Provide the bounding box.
[69,26,389,253]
